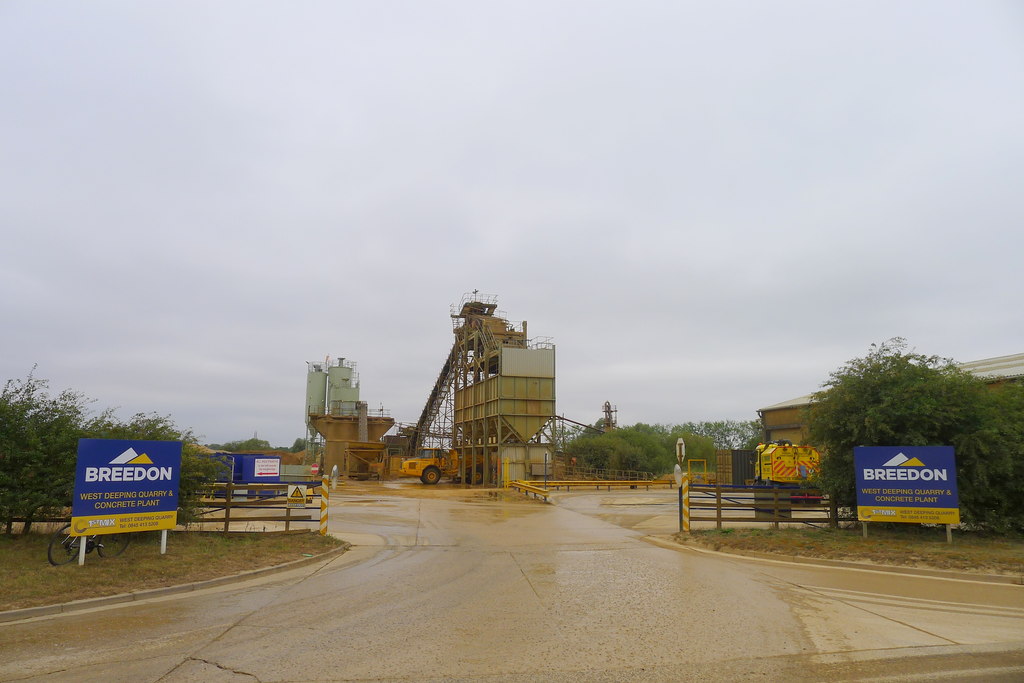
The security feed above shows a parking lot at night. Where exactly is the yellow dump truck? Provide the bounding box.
[754,441,820,485]
[399,448,480,485]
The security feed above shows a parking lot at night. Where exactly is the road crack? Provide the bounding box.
[793,583,960,645]
[160,656,262,682]
[509,552,543,602]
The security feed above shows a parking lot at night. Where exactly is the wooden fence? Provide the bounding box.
[687,484,848,529]
[195,482,324,532]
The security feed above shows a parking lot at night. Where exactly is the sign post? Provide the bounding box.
[855,446,959,542]
[674,439,689,533]
[674,464,682,532]
[71,439,182,560]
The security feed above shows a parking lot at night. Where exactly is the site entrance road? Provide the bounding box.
[1,484,1021,682]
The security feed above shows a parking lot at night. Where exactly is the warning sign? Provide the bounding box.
[287,485,307,508]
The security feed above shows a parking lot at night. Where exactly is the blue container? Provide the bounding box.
[232,454,281,483]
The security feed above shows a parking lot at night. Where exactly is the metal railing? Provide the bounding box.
[562,465,656,481]
[509,480,550,500]
[534,479,673,491]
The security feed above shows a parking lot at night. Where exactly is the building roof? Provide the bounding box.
[759,394,816,412]
[759,352,1024,413]
[957,352,1024,382]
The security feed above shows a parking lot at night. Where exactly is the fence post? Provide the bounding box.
[771,488,779,530]
[829,495,838,529]
[224,482,233,533]
[715,485,722,530]
[320,476,329,536]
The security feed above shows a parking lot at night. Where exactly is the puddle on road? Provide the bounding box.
[447,505,541,522]
[600,497,670,506]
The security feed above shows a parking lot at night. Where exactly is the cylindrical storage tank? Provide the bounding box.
[306,364,328,417]
[328,362,359,412]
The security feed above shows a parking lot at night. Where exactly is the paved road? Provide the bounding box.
[1,485,1022,682]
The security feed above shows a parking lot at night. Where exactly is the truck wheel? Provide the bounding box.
[421,467,441,485]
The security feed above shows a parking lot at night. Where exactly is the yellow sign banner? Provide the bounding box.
[70,510,178,536]
[857,506,960,525]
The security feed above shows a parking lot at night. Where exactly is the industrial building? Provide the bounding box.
[305,358,394,479]
[405,293,556,486]
[758,352,1024,443]
[307,293,556,486]
[451,294,555,485]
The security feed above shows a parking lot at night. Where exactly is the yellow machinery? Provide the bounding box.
[754,441,820,485]
[399,448,481,485]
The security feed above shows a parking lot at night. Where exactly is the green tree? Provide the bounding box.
[564,433,613,470]
[0,373,90,534]
[86,411,222,525]
[1,372,222,533]
[289,437,306,453]
[677,420,762,450]
[564,424,716,476]
[211,437,272,452]
[566,426,668,474]
[672,431,717,472]
[808,339,1024,532]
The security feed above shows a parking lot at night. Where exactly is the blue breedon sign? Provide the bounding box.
[854,446,959,524]
[70,439,182,536]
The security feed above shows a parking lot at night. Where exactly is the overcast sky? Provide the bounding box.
[2,2,1022,447]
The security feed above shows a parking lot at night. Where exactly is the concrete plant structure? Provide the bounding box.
[305,358,394,479]
[408,293,556,486]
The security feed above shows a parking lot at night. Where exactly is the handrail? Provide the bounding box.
[563,466,656,481]
[534,480,673,490]
[508,481,550,500]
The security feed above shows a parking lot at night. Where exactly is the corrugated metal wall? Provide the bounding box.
[500,444,552,484]
[760,405,810,443]
[501,347,555,378]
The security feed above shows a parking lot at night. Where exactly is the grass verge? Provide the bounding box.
[0,530,347,611]
[673,525,1024,578]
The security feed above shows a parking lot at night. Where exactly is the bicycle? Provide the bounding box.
[47,523,131,566]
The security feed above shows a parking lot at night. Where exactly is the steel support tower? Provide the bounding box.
[411,293,555,485]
